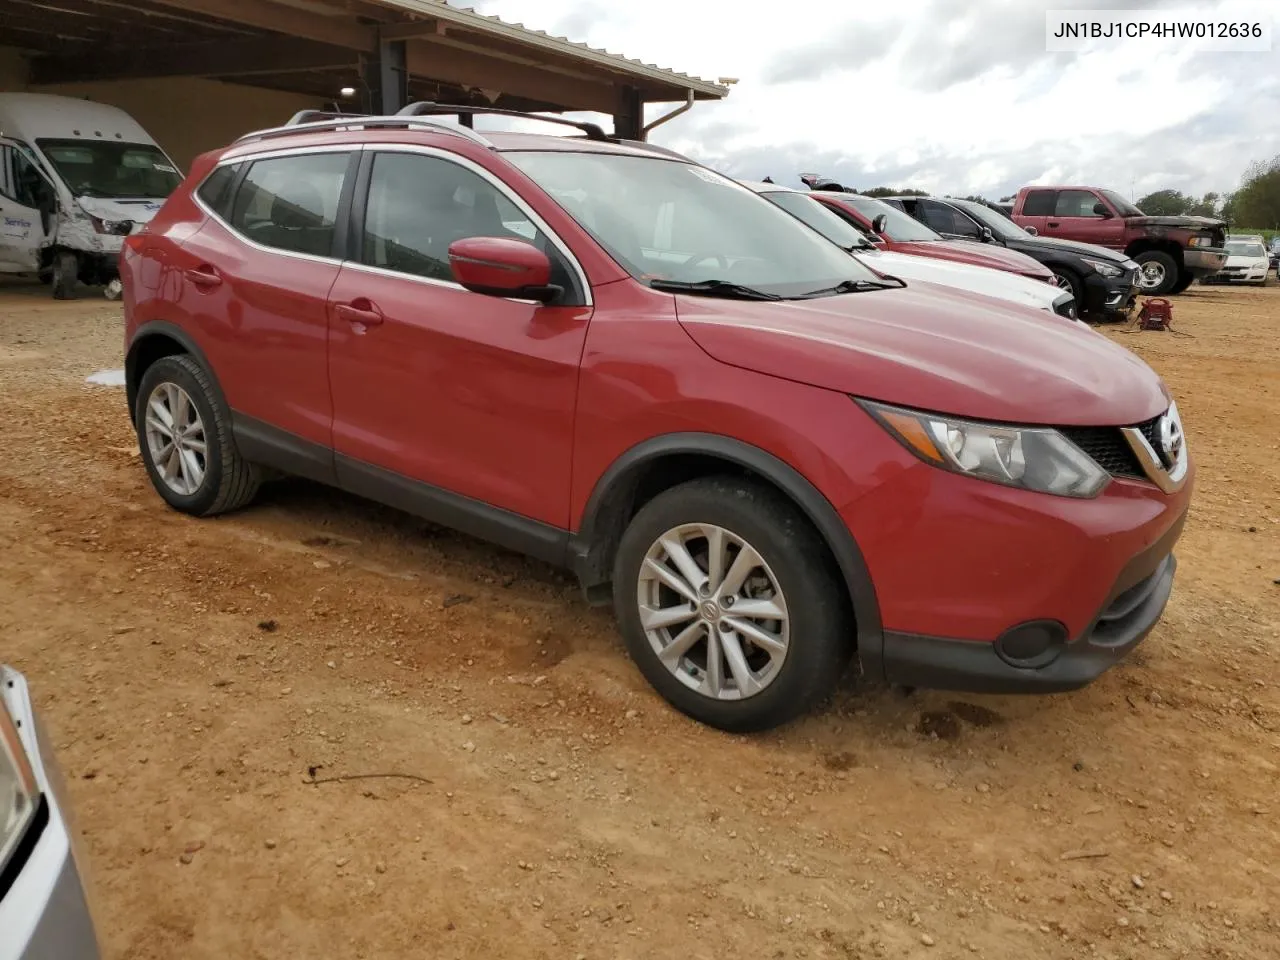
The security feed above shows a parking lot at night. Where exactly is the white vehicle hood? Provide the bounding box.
[852,246,1076,318]
[75,196,164,227]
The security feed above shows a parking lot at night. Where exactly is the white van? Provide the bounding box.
[0,93,181,299]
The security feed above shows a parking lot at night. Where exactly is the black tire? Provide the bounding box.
[134,354,260,517]
[1134,251,1178,296]
[1051,268,1083,312]
[612,476,852,732]
[1168,273,1194,295]
[51,251,79,300]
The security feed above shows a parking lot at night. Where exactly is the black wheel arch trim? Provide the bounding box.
[570,432,884,661]
[125,320,226,426]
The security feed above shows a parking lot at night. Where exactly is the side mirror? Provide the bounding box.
[1023,225,1039,236]
[871,214,888,235]
[449,237,561,303]
[980,226,994,242]
[1092,202,1113,218]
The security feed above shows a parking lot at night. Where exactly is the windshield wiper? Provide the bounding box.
[799,278,906,298]
[648,279,783,301]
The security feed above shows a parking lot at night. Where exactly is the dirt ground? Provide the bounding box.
[1,278,1277,960]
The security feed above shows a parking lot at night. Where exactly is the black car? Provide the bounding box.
[884,196,1142,320]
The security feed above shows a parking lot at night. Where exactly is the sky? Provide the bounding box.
[464,0,1280,202]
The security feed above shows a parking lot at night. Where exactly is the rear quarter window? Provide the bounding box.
[196,163,241,219]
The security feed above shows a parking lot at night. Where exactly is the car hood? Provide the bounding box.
[75,196,164,225]
[1224,254,1268,267]
[675,287,1168,426]
[1008,233,1131,262]
[1128,214,1226,230]
[856,248,1068,314]
[889,239,1052,279]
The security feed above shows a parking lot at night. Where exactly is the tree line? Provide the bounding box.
[846,153,1280,227]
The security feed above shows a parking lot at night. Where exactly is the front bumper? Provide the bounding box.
[1205,267,1268,284]
[1083,268,1140,316]
[845,439,1193,694]
[1183,248,1228,278]
[868,526,1181,693]
[0,668,101,960]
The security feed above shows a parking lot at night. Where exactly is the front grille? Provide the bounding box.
[1058,414,1162,479]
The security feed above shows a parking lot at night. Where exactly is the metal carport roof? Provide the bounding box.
[2,0,729,135]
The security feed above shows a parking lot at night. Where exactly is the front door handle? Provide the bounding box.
[334,299,384,328]
[185,265,222,288]
[1047,221,1061,228]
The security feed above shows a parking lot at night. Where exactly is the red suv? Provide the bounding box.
[121,105,1193,732]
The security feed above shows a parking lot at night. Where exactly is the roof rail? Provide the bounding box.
[232,114,495,148]
[396,101,612,141]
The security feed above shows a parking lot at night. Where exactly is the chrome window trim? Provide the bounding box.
[192,146,355,269]
[192,142,593,306]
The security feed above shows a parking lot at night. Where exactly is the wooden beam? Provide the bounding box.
[137,0,376,51]
[29,36,357,85]
[406,39,616,114]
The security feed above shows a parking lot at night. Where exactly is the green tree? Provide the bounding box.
[1185,191,1221,217]
[1135,189,1193,215]
[1231,156,1280,228]
[862,186,928,198]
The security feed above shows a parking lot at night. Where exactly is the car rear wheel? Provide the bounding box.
[1134,251,1178,295]
[612,477,850,732]
[134,355,260,517]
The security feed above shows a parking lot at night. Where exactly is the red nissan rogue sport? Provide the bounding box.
[120,105,1193,732]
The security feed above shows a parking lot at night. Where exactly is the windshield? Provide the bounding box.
[1226,241,1266,258]
[1100,189,1145,217]
[760,190,874,250]
[36,139,181,199]
[948,199,1028,241]
[505,152,881,297]
[830,193,942,242]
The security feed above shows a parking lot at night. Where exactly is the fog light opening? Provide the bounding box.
[995,620,1067,668]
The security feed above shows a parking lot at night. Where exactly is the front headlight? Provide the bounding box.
[1082,257,1123,278]
[860,400,1110,498]
[0,697,39,872]
[1187,235,1214,248]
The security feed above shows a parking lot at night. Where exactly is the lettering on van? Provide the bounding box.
[2,215,33,240]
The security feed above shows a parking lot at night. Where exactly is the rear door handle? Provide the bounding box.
[185,265,222,288]
[334,299,384,328]
[1047,221,1061,227]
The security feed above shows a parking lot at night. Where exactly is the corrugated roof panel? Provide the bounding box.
[369,0,729,98]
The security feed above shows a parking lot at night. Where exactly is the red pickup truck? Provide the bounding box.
[1009,186,1227,295]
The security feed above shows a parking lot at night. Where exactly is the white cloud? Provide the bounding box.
[465,0,1280,200]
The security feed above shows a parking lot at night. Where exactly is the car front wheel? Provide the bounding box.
[134,355,260,516]
[612,477,851,732]
[1134,251,1178,295]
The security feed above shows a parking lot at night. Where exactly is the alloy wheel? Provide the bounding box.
[1139,261,1166,290]
[636,523,789,701]
[144,382,208,496]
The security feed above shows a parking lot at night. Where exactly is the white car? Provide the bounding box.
[1206,239,1270,285]
[738,181,1080,322]
[1,665,101,958]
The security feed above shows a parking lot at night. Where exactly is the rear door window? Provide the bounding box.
[1054,190,1103,218]
[1021,190,1056,217]
[227,152,351,258]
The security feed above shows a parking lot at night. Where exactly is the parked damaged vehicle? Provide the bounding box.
[796,177,1057,284]
[1,665,102,959]
[0,93,181,300]
[739,180,1080,320]
[1204,238,1270,285]
[1009,185,1227,296]
[123,105,1192,732]
[885,194,1141,320]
